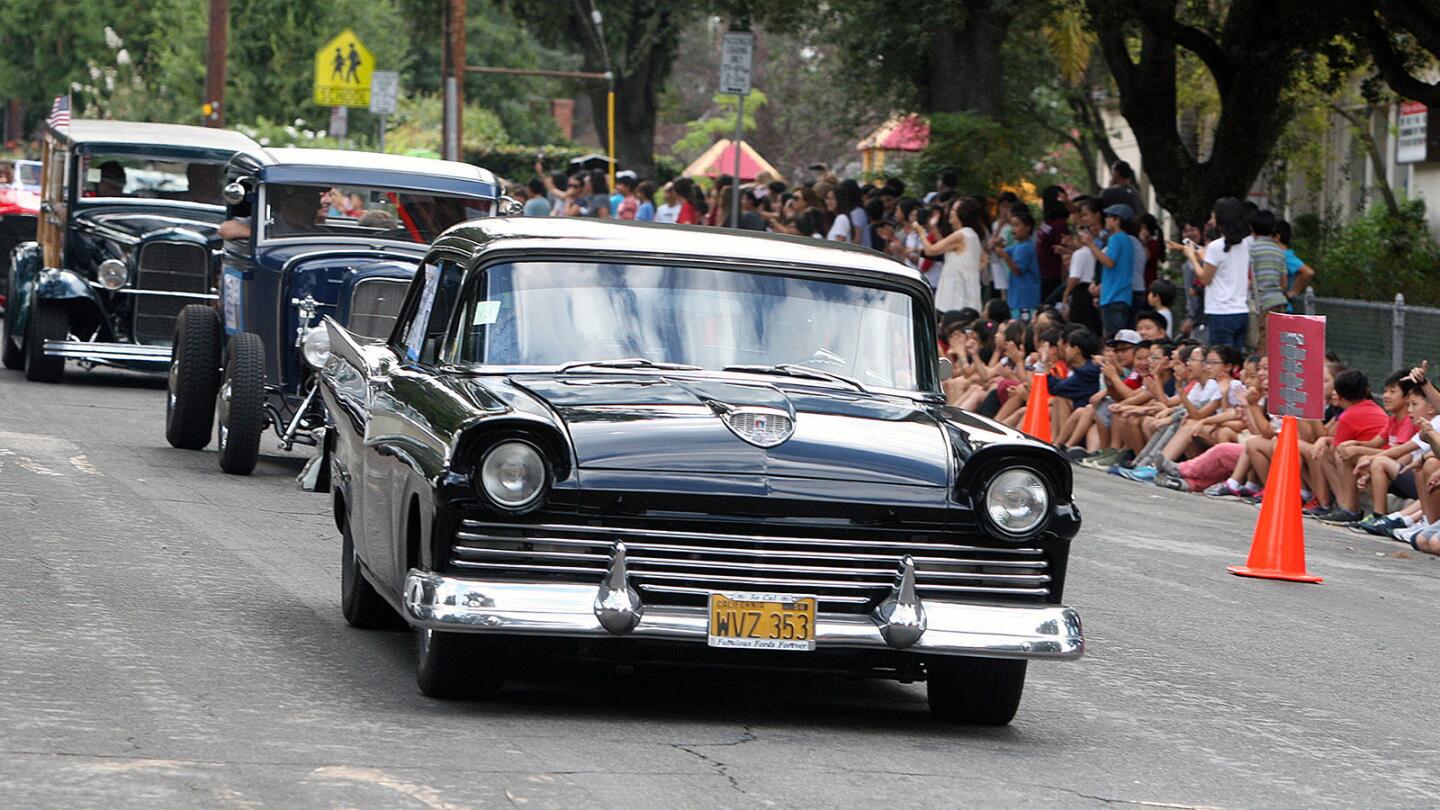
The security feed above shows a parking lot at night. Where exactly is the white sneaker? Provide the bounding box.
[1394,522,1429,545]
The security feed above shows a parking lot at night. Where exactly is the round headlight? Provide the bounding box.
[301,326,331,370]
[984,468,1050,537]
[98,259,128,290]
[479,440,548,510]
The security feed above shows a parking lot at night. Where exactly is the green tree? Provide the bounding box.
[671,89,765,158]
[226,0,411,136]
[397,0,577,146]
[506,0,706,178]
[1084,0,1360,224]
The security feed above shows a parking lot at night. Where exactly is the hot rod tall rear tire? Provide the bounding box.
[415,629,506,700]
[216,332,265,475]
[926,657,1027,726]
[166,305,223,450]
[23,299,66,383]
[341,520,403,630]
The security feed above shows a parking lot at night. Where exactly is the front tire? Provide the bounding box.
[1,278,21,370]
[926,657,1027,725]
[216,332,265,475]
[415,629,506,700]
[166,305,223,450]
[22,298,65,382]
[341,520,402,629]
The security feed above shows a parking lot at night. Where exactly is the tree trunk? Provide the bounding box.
[565,0,686,181]
[583,72,661,181]
[1332,102,1402,219]
[925,0,1014,116]
[1088,3,1298,228]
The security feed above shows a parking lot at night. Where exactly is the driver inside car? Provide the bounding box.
[96,161,127,197]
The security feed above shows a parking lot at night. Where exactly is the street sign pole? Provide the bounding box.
[719,29,754,230]
[369,71,399,152]
[731,93,743,229]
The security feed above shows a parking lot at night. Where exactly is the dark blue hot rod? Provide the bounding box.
[162,148,499,476]
[1,120,261,382]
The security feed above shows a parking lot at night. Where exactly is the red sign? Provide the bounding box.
[1267,312,1326,420]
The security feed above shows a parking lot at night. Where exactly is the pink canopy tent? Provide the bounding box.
[856,114,930,172]
[681,138,783,182]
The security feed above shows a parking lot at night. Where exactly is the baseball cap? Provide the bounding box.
[1102,203,1135,221]
[1107,329,1142,346]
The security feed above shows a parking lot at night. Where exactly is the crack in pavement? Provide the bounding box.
[1028,783,1219,809]
[668,725,759,796]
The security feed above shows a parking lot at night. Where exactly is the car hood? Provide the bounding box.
[73,204,223,241]
[511,376,952,487]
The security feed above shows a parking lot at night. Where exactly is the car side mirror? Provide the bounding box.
[222,181,247,206]
[937,356,953,382]
[498,195,523,216]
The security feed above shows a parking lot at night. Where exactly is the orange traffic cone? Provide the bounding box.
[1228,415,1323,583]
[1019,372,1052,443]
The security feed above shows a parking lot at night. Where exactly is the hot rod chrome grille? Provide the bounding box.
[450,519,1051,611]
[134,241,210,344]
[347,278,408,339]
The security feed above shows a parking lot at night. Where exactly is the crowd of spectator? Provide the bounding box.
[510,158,1432,554]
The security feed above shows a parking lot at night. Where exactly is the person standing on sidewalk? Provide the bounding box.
[1078,203,1135,338]
[1182,197,1250,350]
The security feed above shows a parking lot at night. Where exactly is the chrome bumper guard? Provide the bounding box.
[43,340,171,362]
[403,551,1083,661]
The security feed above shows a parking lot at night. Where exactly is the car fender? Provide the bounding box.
[7,241,41,334]
[36,267,95,301]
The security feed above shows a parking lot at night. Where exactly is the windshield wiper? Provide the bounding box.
[722,363,869,393]
[559,357,702,372]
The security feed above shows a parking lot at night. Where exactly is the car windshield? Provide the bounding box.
[79,153,227,204]
[262,183,491,244]
[17,161,39,187]
[456,261,922,391]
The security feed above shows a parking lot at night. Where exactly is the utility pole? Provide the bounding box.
[443,0,466,161]
[202,0,228,127]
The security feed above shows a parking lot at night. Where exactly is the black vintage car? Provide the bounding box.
[2,120,261,382]
[317,217,1083,724]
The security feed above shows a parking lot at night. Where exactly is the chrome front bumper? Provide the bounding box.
[44,340,171,362]
[402,565,1084,661]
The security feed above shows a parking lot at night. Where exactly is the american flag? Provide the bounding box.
[46,95,70,130]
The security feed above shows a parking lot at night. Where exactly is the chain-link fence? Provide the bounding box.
[1304,292,1440,384]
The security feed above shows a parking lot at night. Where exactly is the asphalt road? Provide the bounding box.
[2,365,1438,809]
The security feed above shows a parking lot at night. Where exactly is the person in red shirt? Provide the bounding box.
[1306,369,1391,523]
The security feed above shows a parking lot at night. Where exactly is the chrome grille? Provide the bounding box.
[134,241,209,344]
[347,278,408,339]
[451,520,1051,611]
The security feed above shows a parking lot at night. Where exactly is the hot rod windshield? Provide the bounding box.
[456,261,923,391]
[262,183,491,244]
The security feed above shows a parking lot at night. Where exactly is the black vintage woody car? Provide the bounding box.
[317,217,1083,724]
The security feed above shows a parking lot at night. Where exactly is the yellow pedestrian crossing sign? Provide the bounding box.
[313,29,374,108]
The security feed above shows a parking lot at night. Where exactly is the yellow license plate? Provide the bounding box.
[707,593,817,651]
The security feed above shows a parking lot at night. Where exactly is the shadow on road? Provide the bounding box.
[312,615,1026,739]
[1,366,171,390]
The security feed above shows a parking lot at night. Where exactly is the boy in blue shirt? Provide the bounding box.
[996,204,1042,319]
[1047,327,1103,447]
[1079,203,1135,337]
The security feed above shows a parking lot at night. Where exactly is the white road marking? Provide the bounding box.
[68,455,101,475]
[15,457,61,476]
[309,765,468,810]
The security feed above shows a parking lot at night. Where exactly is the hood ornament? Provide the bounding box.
[717,405,795,448]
